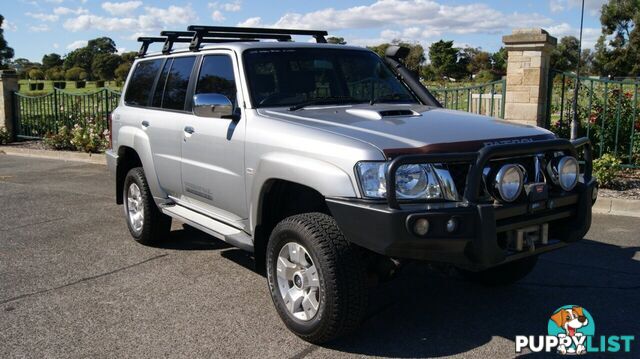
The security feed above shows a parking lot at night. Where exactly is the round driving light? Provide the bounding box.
[413,218,430,236]
[558,156,579,191]
[446,217,458,233]
[493,164,524,203]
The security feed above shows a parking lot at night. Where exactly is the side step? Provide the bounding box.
[161,205,254,253]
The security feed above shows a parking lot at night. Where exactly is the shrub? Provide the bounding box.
[65,67,88,81]
[0,127,11,144]
[593,153,622,188]
[28,68,45,81]
[70,121,109,153]
[44,125,74,150]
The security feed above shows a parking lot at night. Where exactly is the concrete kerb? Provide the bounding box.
[0,146,106,165]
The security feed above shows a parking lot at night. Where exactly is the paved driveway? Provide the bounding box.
[0,154,638,358]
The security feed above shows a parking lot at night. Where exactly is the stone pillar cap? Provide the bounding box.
[0,69,18,78]
[503,28,557,50]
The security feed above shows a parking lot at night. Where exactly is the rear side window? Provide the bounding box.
[124,59,163,106]
[151,59,172,108]
[195,55,237,103]
[162,56,196,110]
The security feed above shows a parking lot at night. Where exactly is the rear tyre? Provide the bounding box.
[266,213,368,344]
[458,256,538,286]
[123,167,171,244]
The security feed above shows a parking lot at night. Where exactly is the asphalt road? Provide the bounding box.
[0,154,638,359]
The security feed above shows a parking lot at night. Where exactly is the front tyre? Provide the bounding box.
[458,255,538,286]
[123,167,171,244]
[266,213,368,344]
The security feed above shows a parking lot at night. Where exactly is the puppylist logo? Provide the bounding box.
[515,305,635,355]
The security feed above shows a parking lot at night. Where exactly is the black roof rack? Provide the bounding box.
[137,25,328,57]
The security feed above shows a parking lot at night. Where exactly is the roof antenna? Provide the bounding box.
[570,0,585,140]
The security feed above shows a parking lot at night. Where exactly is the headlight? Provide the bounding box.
[548,156,579,191]
[493,164,524,202]
[355,162,451,200]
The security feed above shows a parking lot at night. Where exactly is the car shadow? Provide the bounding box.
[146,224,232,251]
[325,238,640,357]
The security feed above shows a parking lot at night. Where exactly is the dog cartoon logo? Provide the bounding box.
[548,305,595,355]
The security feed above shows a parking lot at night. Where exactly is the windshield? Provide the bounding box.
[243,48,419,108]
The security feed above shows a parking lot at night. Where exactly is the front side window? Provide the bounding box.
[243,48,418,108]
[124,59,163,106]
[195,55,237,103]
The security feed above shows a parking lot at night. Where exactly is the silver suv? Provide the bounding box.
[107,26,597,343]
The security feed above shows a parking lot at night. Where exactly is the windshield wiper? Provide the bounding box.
[369,94,414,105]
[289,96,360,111]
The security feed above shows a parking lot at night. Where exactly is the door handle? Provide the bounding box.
[141,120,150,128]
[184,126,195,134]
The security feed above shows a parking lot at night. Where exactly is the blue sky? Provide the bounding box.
[2,0,607,62]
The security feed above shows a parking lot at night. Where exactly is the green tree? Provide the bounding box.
[114,62,132,82]
[463,47,492,75]
[87,37,117,54]
[428,40,460,80]
[42,53,63,70]
[593,0,640,76]
[491,47,508,76]
[65,66,87,81]
[551,36,581,72]
[326,36,346,45]
[28,68,44,80]
[45,66,65,81]
[0,15,14,68]
[63,47,93,71]
[92,53,123,80]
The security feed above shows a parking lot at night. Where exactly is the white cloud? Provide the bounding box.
[26,12,59,22]
[221,1,241,12]
[63,5,197,33]
[212,10,226,22]
[547,22,601,48]
[29,24,50,32]
[237,0,551,39]
[45,0,64,3]
[53,43,60,49]
[549,0,565,13]
[101,1,143,16]
[53,7,89,16]
[237,17,263,27]
[66,40,88,50]
[1,19,18,31]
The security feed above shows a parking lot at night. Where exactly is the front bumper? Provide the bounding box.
[327,179,594,271]
[328,138,595,271]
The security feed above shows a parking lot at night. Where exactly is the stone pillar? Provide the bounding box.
[502,28,557,127]
[0,70,19,140]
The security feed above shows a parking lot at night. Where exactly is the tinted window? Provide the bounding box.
[162,56,196,110]
[151,59,172,108]
[196,55,236,102]
[124,59,162,106]
[243,48,417,108]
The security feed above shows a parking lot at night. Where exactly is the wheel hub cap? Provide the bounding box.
[276,242,320,321]
[126,183,144,232]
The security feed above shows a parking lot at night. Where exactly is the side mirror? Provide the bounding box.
[193,93,234,118]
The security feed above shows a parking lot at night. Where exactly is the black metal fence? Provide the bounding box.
[546,70,639,168]
[12,88,121,139]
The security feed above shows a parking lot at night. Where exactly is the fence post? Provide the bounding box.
[502,28,557,127]
[0,70,19,141]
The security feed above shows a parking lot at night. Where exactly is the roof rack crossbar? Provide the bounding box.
[187,25,327,50]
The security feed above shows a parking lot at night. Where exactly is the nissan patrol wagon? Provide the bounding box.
[107,25,596,343]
